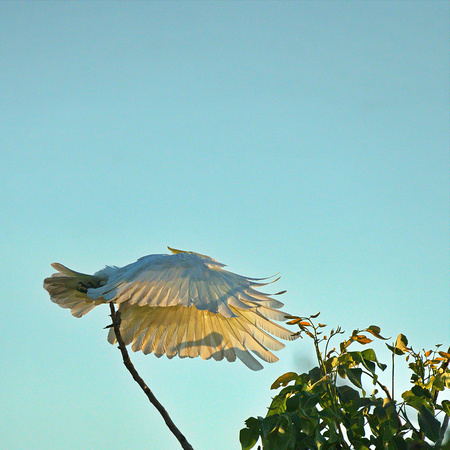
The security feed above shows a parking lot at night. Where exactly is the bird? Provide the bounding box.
[43,247,298,370]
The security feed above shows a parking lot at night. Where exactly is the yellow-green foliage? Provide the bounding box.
[240,313,450,450]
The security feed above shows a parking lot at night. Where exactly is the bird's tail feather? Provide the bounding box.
[43,263,105,318]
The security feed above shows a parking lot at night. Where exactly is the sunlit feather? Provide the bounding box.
[43,247,298,370]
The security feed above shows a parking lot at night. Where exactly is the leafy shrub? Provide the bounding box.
[240,313,450,449]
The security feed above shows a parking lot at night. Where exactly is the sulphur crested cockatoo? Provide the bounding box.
[44,247,297,370]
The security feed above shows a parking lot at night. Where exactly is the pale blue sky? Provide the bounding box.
[1,1,448,449]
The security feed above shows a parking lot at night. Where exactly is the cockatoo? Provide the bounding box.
[43,247,298,370]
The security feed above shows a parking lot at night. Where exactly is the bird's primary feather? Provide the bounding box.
[43,247,298,370]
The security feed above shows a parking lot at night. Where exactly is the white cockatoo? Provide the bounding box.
[44,247,298,370]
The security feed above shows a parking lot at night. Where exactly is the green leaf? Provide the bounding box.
[348,439,371,450]
[337,385,361,413]
[324,356,338,374]
[292,373,310,388]
[338,352,354,365]
[361,348,387,371]
[383,442,395,450]
[318,406,338,423]
[346,351,362,364]
[390,435,408,450]
[245,417,261,428]
[362,358,376,374]
[417,405,440,442]
[348,411,365,439]
[343,367,364,390]
[347,349,378,374]
[271,372,298,390]
[240,426,259,450]
[307,366,323,384]
[240,417,261,450]
[286,390,320,417]
[411,384,432,399]
[408,358,426,380]
[260,415,280,439]
[386,343,405,356]
[374,401,399,441]
[440,399,450,416]
[261,415,296,450]
[267,392,288,416]
[401,390,429,412]
[434,371,450,390]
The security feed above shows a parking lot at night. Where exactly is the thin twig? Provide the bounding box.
[392,348,395,401]
[433,346,450,404]
[399,404,420,436]
[108,302,194,450]
[360,368,393,401]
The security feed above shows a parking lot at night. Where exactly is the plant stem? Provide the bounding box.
[361,368,392,401]
[109,302,194,450]
[392,348,395,401]
[310,322,349,449]
[433,346,450,404]
[399,404,420,436]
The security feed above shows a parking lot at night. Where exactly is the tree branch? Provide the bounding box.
[108,302,194,450]
[360,368,393,401]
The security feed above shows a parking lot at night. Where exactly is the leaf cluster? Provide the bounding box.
[240,314,450,450]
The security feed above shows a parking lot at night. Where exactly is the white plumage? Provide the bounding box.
[43,247,297,370]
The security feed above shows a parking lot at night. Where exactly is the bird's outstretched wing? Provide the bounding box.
[89,248,284,318]
[45,248,298,370]
[110,302,294,371]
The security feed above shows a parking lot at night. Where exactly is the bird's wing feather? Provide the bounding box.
[108,300,296,371]
[88,252,282,318]
[45,249,298,370]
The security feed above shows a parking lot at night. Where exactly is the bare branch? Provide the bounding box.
[108,303,194,450]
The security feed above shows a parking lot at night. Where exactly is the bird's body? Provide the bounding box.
[44,247,297,370]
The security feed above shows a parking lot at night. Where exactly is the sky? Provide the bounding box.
[1,1,449,449]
